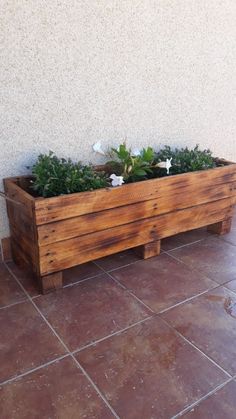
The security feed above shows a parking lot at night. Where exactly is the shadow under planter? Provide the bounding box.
[3,159,236,294]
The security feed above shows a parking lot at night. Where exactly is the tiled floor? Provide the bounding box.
[1,218,236,418]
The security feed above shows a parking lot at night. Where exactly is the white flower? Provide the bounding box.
[165,158,172,174]
[110,173,124,187]
[132,148,141,156]
[156,158,172,174]
[93,141,105,155]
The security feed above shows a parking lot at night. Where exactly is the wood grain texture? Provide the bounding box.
[3,178,40,276]
[39,197,234,275]
[37,181,236,245]
[3,161,236,292]
[34,164,236,225]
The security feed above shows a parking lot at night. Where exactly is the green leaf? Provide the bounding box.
[141,147,154,162]
[133,168,147,176]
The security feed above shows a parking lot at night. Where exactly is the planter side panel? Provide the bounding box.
[4,179,39,274]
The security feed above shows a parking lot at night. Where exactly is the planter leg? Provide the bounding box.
[136,240,161,259]
[207,218,232,235]
[39,272,63,294]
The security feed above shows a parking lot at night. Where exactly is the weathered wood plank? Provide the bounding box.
[34,164,236,224]
[4,178,40,276]
[39,197,234,275]
[37,181,236,245]
[3,162,236,294]
[4,178,35,214]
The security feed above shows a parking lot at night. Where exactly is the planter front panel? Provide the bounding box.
[34,163,236,224]
[37,181,236,245]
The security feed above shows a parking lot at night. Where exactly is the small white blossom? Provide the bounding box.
[156,158,172,174]
[166,158,172,174]
[110,173,124,187]
[93,141,105,155]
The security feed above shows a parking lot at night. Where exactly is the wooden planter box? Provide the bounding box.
[4,159,236,293]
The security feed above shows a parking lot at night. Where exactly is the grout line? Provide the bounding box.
[93,261,156,314]
[95,255,224,318]
[110,269,223,318]
[73,315,153,355]
[0,354,69,387]
[95,236,211,274]
[164,248,200,265]
[165,249,236,289]
[161,237,211,253]
[0,298,28,311]
[221,284,236,297]
[171,377,233,418]
[95,250,234,321]
[100,265,234,379]
[4,262,120,419]
[105,258,141,273]
[4,236,235,414]
[101,256,234,321]
[93,257,141,274]
[163,233,218,255]
[126,289,156,313]
[158,285,221,315]
[161,245,211,269]
[31,294,42,299]
[31,274,106,301]
[163,250,221,285]
[215,233,236,248]
[61,272,103,289]
[70,354,119,419]
[160,316,232,378]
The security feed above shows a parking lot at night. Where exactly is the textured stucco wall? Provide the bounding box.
[1,0,236,239]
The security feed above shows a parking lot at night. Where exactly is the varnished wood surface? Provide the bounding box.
[3,161,236,292]
[37,181,236,245]
[39,197,234,275]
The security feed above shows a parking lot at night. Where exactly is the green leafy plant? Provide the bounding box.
[31,151,108,197]
[105,143,155,182]
[31,145,217,196]
[154,145,215,176]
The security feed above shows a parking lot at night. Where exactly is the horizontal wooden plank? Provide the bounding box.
[34,164,236,225]
[37,181,236,245]
[39,197,234,275]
